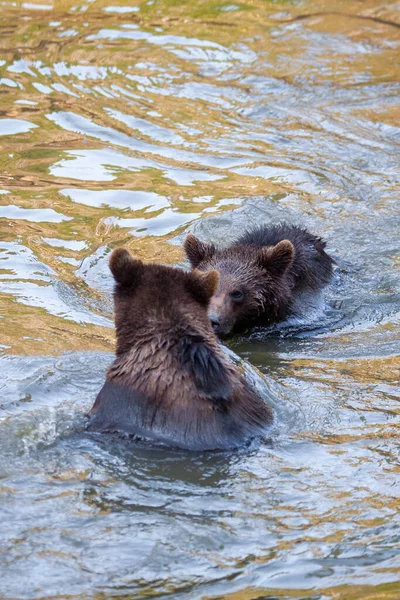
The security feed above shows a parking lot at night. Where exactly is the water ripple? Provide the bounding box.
[0,1,399,598]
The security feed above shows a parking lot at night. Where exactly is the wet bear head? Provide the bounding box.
[184,233,295,337]
[109,247,220,354]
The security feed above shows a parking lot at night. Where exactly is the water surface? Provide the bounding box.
[0,1,399,598]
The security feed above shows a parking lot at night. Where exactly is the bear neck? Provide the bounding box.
[109,312,224,392]
[114,308,216,354]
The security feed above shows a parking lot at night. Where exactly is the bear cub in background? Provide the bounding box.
[88,248,273,451]
[184,224,333,337]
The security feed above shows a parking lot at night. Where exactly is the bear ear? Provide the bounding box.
[258,240,295,276]
[195,269,220,299]
[184,233,216,268]
[109,248,143,288]
[186,269,219,304]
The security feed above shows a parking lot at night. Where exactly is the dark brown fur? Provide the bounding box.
[88,248,273,451]
[184,224,334,337]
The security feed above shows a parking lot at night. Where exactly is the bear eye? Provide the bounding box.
[230,290,244,301]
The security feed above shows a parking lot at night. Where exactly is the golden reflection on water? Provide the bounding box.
[290,355,400,385]
[1,0,399,354]
[206,580,400,600]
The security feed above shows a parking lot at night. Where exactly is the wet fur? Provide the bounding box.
[88,249,273,450]
[237,224,333,290]
[184,224,333,336]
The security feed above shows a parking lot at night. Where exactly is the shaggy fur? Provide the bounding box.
[184,224,333,337]
[88,248,273,451]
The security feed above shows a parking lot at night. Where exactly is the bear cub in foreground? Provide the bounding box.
[88,248,273,451]
[184,224,334,337]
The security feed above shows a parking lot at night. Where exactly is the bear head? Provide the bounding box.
[184,233,295,337]
[109,247,220,354]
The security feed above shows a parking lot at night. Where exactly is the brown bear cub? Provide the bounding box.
[184,224,334,337]
[88,248,273,451]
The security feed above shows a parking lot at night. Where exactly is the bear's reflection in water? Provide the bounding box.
[88,248,273,451]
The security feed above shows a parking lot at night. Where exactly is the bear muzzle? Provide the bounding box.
[209,313,221,332]
[208,296,235,338]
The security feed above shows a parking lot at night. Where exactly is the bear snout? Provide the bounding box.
[208,296,235,337]
[209,313,221,331]
[208,317,231,338]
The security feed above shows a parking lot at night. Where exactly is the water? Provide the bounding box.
[0,1,399,598]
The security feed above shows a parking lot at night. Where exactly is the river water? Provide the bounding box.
[0,1,399,598]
